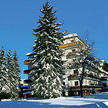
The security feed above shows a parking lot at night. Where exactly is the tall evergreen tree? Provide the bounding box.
[13,51,21,97]
[0,47,8,100]
[29,2,65,99]
[7,50,20,99]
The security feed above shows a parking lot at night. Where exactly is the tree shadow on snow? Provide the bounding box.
[0,100,108,108]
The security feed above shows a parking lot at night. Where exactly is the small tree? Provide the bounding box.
[29,2,65,99]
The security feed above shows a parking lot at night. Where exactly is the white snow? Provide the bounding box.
[26,52,33,56]
[63,33,78,39]
[1,92,108,108]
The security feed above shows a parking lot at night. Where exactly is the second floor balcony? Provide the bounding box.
[24,69,31,74]
[24,59,33,65]
[68,74,77,80]
[59,41,84,48]
[23,79,32,84]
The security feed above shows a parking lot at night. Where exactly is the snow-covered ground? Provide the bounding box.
[1,92,108,108]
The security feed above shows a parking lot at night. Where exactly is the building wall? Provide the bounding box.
[24,33,108,96]
[61,33,108,95]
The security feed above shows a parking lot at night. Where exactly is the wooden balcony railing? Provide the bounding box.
[68,74,77,80]
[23,79,32,84]
[70,74,77,78]
[24,59,33,65]
[71,85,102,90]
[23,89,32,93]
[67,51,80,56]
[86,74,101,80]
[59,41,84,48]
[71,86,86,89]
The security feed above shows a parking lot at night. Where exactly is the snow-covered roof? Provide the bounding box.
[63,33,78,39]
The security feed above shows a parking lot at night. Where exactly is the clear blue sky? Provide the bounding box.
[0,0,108,79]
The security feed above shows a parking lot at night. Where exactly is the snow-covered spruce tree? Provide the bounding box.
[0,47,9,100]
[13,51,21,97]
[7,50,20,99]
[30,2,65,99]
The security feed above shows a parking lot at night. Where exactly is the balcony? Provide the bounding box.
[23,89,32,93]
[24,69,31,74]
[23,79,32,84]
[86,73,101,80]
[59,41,84,48]
[68,74,77,80]
[68,74,88,81]
[20,85,30,89]
[26,52,36,56]
[71,86,89,90]
[67,51,80,56]
[24,59,33,65]
[101,77,107,81]
[102,63,108,71]
[70,85,102,91]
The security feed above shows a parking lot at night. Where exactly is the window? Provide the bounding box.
[74,70,78,75]
[75,81,78,86]
[73,58,76,62]
[72,49,76,52]
[66,52,72,59]
[103,83,107,87]
[63,82,65,86]
[71,39,74,42]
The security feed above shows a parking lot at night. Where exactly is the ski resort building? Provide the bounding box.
[59,33,108,96]
[24,33,108,97]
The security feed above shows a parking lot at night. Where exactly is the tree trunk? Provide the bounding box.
[80,78,83,97]
[80,62,85,97]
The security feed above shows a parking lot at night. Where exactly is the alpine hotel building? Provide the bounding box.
[23,33,108,97]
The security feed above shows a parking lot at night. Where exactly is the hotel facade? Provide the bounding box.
[23,33,108,96]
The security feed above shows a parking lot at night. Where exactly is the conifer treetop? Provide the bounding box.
[13,51,18,61]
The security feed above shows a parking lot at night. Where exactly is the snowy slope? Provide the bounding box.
[1,93,108,108]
